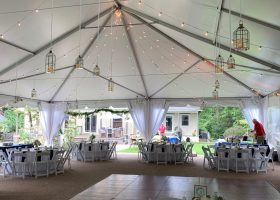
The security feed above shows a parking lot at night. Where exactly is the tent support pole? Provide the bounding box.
[149,60,201,98]
[121,11,149,97]
[83,68,146,97]
[0,39,34,54]
[221,8,280,32]
[0,65,73,85]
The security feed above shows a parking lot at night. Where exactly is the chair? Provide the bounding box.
[156,144,168,165]
[187,143,195,163]
[33,151,50,178]
[104,142,117,160]
[265,147,275,171]
[146,143,156,163]
[184,143,193,164]
[250,148,267,173]
[233,149,250,173]
[69,142,79,160]
[54,150,65,175]
[82,143,94,162]
[202,146,216,169]
[207,145,216,155]
[137,142,143,160]
[0,149,14,176]
[6,148,16,161]
[56,147,72,174]
[48,150,58,175]
[100,142,110,161]
[173,144,185,165]
[12,152,29,179]
[217,148,230,172]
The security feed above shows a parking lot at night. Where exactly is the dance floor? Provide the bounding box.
[70,174,280,200]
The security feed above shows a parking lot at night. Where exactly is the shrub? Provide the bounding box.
[223,126,245,138]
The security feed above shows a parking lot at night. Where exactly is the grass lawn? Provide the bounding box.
[117,142,214,155]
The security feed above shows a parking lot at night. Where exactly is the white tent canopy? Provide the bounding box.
[0,0,279,143]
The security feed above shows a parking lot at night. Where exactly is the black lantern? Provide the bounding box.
[233,20,250,51]
[45,50,56,73]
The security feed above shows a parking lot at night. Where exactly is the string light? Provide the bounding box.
[17,22,21,27]
[35,9,39,13]
[181,22,185,27]
[258,46,262,50]
[158,11,162,17]
[0,34,3,39]
[204,31,208,36]
[138,0,142,5]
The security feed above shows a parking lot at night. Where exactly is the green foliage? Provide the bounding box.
[19,129,31,143]
[223,126,246,138]
[0,107,24,133]
[63,126,79,143]
[67,108,129,116]
[89,134,96,141]
[199,107,249,139]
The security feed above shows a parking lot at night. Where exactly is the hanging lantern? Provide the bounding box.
[215,54,224,74]
[75,55,83,69]
[45,50,56,73]
[108,77,114,92]
[233,20,250,51]
[227,54,235,69]
[115,9,122,17]
[31,88,37,98]
[93,64,100,75]
[212,89,219,99]
[215,80,220,89]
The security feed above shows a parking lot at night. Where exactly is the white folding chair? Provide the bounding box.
[234,149,250,173]
[265,147,275,171]
[0,149,14,176]
[156,144,168,165]
[202,146,216,169]
[217,148,230,172]
[12,152,29,179]
[173,144,185,165]
[250,148,267,173]
[56,147,72,174]
[33,151,50,178]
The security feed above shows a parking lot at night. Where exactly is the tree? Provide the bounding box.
[199,107,249,139]
[0,107,24,133]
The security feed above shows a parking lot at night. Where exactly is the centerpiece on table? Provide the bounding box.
[33,139,41,149]
[89,134,96,143]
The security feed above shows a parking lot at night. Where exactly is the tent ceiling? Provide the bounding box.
[0,0,279,106]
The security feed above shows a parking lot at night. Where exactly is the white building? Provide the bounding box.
[73,106,200,142]
[164,106,200,142]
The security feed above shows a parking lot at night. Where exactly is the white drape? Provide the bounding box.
[266,96,280,147]
[128,99,169,141]
[39,102,67,146]
[239,98,263,129]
